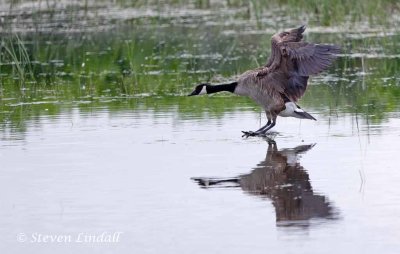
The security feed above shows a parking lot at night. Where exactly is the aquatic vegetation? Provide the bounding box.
[0,0,399,133]
[0,34,33,87]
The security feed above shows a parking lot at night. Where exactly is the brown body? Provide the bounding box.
[235,68,288,114]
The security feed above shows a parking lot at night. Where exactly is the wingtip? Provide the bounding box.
[299,25,306,33]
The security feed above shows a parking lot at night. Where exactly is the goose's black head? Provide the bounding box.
[188,83,209,96]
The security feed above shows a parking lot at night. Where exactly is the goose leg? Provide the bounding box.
[258,115,277,134]
[241,121,270,137]
[259,121,275,133]
[242,113,272,137]
[254,120,271,133]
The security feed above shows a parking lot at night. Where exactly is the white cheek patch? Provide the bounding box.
[199,86,207,95]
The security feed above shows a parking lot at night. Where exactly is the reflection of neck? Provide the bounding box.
[206,82,237,94]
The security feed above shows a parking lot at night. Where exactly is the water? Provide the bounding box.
[1,2,400,253]
[1,105,400,253]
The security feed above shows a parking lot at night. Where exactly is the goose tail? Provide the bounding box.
[294,109,317,121]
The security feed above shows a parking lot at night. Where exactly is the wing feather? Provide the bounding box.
[265,25,307,68]
[285,43,340,76]
[286,75,309,102]
[260,25,340,102]
[280,25,306,43]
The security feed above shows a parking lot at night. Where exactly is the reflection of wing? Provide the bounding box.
[239,143,334,222]
[262,26,340,102]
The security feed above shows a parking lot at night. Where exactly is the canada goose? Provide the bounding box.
[192,141,336,224]
[189,25,340,136]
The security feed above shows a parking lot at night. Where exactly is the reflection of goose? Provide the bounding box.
[189,26,340,136]
[192,141,336,226]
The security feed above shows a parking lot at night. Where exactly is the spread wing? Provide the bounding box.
[279,42,340,101]
[279,25,305,43]
[283,42,341,76]
[265,25,306,69]
[264,25,340,102]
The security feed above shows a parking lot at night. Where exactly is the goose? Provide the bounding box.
[188,25,340,136]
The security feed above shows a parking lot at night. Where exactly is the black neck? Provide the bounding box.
[207,82,237,94]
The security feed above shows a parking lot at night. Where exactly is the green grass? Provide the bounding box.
[0,34,34,88]
[0,0,400,131]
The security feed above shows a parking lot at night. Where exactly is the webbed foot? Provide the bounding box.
[242,131,265,138]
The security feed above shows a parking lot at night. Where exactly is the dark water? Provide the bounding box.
[1,2,400,254]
